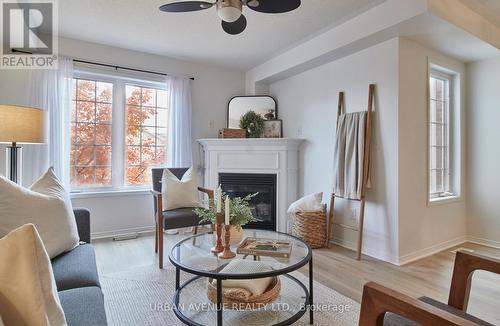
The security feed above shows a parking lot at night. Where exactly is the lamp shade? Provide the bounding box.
[0,105,46,144]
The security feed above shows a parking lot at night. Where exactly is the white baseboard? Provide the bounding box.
[91,226,155,240]
[467,236,500,249]
[331,237,399,265]
[332,235,469,266]
[397,236,468,266]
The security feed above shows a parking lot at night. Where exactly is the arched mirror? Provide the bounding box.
[227,96,277,128]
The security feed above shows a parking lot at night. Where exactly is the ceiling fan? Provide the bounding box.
[159,0,301,35]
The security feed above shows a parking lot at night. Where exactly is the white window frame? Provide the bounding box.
[70,69,167,194]
[427,63,461,205]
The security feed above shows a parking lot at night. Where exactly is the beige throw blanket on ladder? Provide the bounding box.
[333,111,370,200]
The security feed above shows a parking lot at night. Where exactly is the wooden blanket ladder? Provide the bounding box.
[327,84,375,260]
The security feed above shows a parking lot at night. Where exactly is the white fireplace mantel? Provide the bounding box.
[197,138,304,232]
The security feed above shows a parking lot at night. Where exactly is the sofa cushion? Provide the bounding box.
[383,296,493,326]
[0,168,80,258]
[58,286,107,326]
[52,244,100,291]
[0,224,67,325]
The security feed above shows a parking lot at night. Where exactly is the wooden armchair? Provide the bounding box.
[359,251,500,326]
[151,168,214,269]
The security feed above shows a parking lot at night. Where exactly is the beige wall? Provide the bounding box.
[467,56,500,248]
[398,38,467,263]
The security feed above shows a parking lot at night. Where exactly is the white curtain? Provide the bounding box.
[166,76,193,168]
[26,56,73,187]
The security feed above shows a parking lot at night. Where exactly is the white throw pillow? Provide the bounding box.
[0,168,80,259]
[161,167,201,210]
[287,192,323,214]
[0,224,67,326]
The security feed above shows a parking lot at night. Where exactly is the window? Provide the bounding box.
[428,67,460,201]
[71,79,113,188]
[70,72,168,191]
[125,85,168,185]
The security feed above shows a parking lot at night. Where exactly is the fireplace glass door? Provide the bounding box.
[219,173,277,231]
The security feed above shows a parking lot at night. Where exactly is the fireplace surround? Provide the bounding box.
[198,138,304,232]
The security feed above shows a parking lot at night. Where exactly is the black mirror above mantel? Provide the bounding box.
[224,95,282,138]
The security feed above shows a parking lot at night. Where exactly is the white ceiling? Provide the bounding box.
[58,0,385,71]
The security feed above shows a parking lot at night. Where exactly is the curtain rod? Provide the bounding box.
[11,49,195,80]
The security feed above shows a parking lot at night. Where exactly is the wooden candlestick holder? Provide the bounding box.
[211,213,224,254]
[218,225,236,259]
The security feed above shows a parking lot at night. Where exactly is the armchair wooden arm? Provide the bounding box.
[448,251,500,311]
[152,186,214,269]
[359,282,476,326]
[197,186,214,200]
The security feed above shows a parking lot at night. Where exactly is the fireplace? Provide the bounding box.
[198,138,303,232]
[219,173,277,231]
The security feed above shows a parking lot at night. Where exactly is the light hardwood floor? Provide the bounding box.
[93,231,500,325]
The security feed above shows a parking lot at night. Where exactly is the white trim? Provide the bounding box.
[426,61,462,207]
[467,236,500,250]
[428,195,462,206]
[91,225,155,240]
[398,236,467,266]
[70,188,150,199]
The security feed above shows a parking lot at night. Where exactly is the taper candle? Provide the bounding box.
[225,195,230,225]
[216,185,222,213]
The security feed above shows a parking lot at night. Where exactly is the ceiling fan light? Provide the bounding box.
[247,0,259,7]
[217,0,242,23]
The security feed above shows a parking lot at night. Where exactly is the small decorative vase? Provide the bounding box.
[222,225,244,245]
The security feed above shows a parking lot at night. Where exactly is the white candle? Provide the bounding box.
[216,185,222,213]
[225,195,230,225]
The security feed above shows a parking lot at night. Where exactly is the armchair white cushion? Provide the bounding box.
[161,167,201,210]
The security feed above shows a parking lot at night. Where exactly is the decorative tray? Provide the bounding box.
[236,237,293,258]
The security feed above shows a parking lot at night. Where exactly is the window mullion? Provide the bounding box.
[112,80,125,190]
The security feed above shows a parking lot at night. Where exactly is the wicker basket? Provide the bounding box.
[207,276,281,310]
[292,205,327,249]
[218,128,247,138]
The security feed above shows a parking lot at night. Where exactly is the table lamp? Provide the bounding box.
[0,105,46,183]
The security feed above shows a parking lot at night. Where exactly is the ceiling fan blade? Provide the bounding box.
[159,1,213,12]
[221,14,247,35]
[245,0,300,13]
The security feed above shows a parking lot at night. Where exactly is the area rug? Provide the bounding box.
[100,264,359,326]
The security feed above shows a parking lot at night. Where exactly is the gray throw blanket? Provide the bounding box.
[332,111,369,200]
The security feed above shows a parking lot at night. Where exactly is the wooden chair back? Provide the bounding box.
[359,251,500,325]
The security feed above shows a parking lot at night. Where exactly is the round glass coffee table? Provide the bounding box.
[169,229,313,326]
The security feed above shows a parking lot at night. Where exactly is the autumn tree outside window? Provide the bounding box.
[70,73,168,190]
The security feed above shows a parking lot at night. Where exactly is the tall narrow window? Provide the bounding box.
[429,71,452,199]
[70,79,113,188]
[125,85,168,186]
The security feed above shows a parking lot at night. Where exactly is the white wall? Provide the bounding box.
[398,38,467,263]
[270,38,400,263]
[0,37,245,238]
[467,56,500,248]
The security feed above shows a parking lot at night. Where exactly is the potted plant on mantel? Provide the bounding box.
[195,191,260,245]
